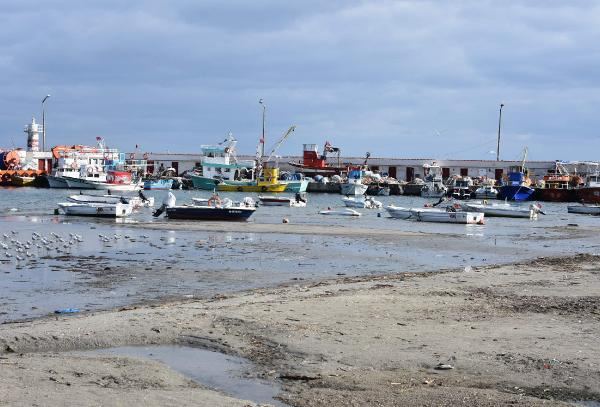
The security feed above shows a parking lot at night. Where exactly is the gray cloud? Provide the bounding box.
[0,0,599,160]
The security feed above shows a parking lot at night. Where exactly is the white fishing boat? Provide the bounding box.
[67,193,154,208]
[342,196,382,209]
[87,180,143,192]
[319,208,361,216]
[420,163,448,198]
[340,167,369,195]
[411,207,485,224]
[258,194,307,207]
[474,185,499,199]
[567,204,600,215]
[461,201,542,219]
[57,201,133,218]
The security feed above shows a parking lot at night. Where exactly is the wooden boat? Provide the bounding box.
[461,201,542,219]
[342,196,382,209]
[57,202,133,218]
[11,175,36,187]
[258,195,307,207]
[411,208,485,224]
[67,193,154,208]
[319,208,361,216]
[567,204,600,215]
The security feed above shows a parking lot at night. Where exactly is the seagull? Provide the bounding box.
[2,234,8,239]
[15,255,24,261]
[5,252,12,258]
[10,230,17,235]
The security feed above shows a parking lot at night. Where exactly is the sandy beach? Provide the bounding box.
[1,253,598,405]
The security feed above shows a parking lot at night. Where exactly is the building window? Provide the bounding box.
[460,168,468,176]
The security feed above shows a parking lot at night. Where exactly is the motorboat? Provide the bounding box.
[155,192,257,221]
[420,163,448,198]
[143,178,174,190]
[319,208,361,216]
[258,194,307,207]
[410,207,485,224]
[78,171,143,192]
[385,205,413,219]
[567,204,600,215]
[474,185,499,199]
[461,201,542,219]
[449,177,473,200]
[67,193,154,208]
[497,150,535,201]
[57,201,133,218]
[340,167,369,195]
[342,196,382,209]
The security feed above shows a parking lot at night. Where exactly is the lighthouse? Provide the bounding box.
[24,117,42,152]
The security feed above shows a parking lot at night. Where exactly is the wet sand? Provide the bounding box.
[1,254,599,406]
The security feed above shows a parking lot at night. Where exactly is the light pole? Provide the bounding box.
[42,94,51,151]
[259,98,266,158]
[496,103,504,162]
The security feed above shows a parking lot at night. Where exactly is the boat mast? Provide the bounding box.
[496,103,504,161]
[259,98,266,159]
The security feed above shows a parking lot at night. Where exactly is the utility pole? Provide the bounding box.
[496,103,504,161]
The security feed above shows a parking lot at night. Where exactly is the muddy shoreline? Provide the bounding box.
[1,254,599,405]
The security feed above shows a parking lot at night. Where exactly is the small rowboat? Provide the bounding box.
[567,204,600,215]
[319,208,361,216]
[58,202,133,218]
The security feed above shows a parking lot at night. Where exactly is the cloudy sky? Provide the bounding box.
[1,1,599,161]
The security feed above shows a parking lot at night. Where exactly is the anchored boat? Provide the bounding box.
[461,201,542,219]
[258,194,307,207]
[567,204,600,215]
[58,201,133,218]
[342,196,382,209]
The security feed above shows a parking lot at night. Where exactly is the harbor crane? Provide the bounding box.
[257,125,296,175]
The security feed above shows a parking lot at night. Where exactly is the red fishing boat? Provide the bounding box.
[576,173,600,204]
[533,162,582,202]
[288,142,348,176]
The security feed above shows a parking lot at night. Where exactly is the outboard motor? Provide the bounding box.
[153,192,176,217]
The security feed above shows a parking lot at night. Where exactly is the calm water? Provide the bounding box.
[0,187,598,322]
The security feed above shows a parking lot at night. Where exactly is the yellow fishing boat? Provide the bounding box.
[216,167,288,193]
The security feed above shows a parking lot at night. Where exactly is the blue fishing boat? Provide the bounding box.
[497,149,535,201]
[143,178,174,190]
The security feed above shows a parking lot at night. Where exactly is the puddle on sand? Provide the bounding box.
[76,345,288,406]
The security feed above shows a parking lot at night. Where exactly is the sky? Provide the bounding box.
[1,0,599,161]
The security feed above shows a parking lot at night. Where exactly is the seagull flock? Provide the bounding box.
[2,230,84,262]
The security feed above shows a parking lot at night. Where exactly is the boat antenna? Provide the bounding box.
[496,103,504,161]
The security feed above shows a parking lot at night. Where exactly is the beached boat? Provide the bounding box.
[57,201,133,218]
[420,163,448,198]
[143,178,174,190]
[461,201,542,219]
[258,194,307,207]
[342,196,382,209]
[319,208,361,216]
[567,204,600,215]
[410,207,485,224]
[474,185,498,199]
[67,193,154,208]
[385,205,413,219]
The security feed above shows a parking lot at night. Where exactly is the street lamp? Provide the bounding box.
[259,98,266,158]
[42,94,51,151]
[496,103,504,162]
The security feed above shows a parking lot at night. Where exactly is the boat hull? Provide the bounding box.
[217,183,287,193]
[143,179,174,190]
[462,203,534,218]
[567,205,600,215]
[340,183,368,195]
[165,206,256,220]
[284,179,309,193]
[497,185,535,201]
[534,188,576,202]
[319,209,361,216]
[46,175,69,189]
[11,176,36,186]
[576,187,600,204]
[67,194,154,208]
[189,175,226,190]
[58,202,133,218]
[411,209,484,224]
[385,205,412,219]
[64,177,96,189]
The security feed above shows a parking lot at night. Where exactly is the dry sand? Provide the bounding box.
[1,254,599,406]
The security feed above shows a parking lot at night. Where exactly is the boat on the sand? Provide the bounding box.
[258,194,307,207]
[567,204,600,215]
[155,192,257,221]
[410,207,485,224]
[67,193,154,208]
[319,208,361,216]
[460,201,543,219]
[342,196,382,209]
[58,201,133,218]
